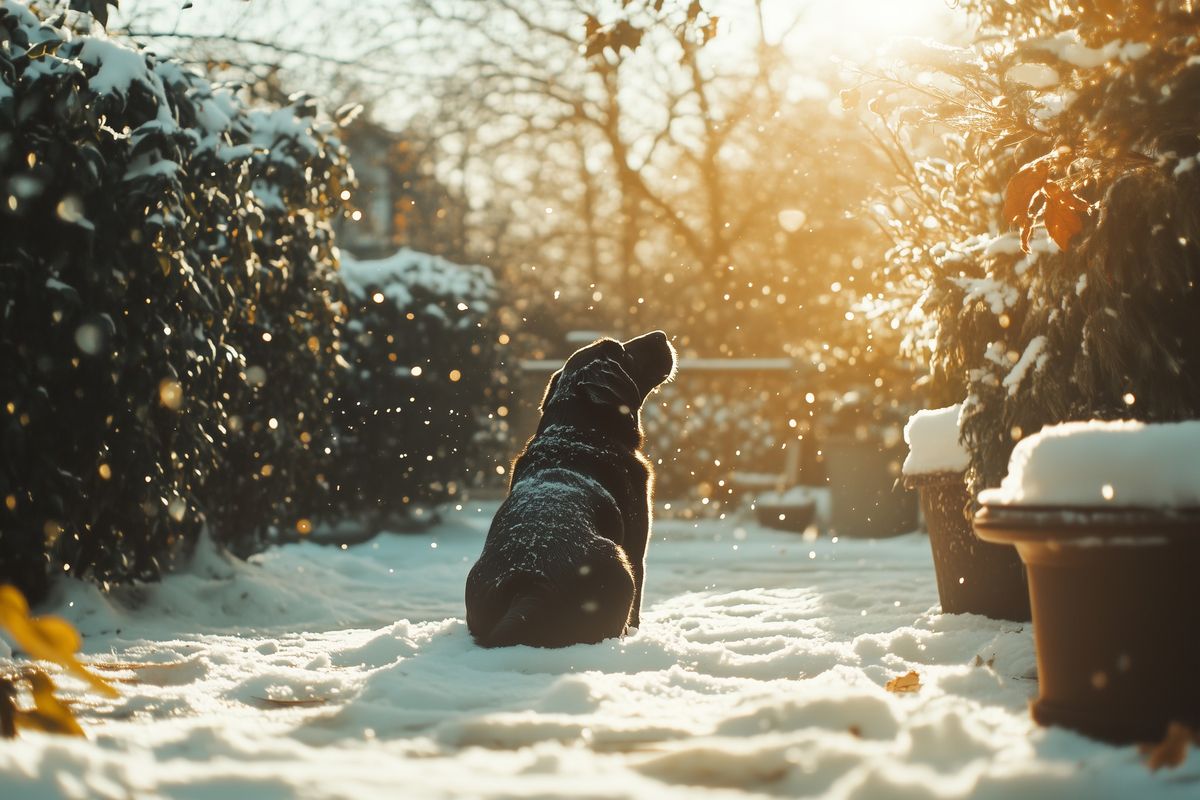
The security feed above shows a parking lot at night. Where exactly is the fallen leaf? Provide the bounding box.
[0,585,117,697]
[14,670,85,737]
[885,670,922,693]
[1140,722,1196,771]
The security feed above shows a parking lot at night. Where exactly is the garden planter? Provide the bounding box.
[906,473,1030,621]
[823,436,917,538]
[972,419,1200,743]
[902,404,1030,620]
[753,488,818,533]
[975,505,1200,743]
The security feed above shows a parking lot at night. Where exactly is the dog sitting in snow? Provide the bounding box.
[465,331,677,648]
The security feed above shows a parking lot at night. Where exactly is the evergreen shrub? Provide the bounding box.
[332,249,503,523]
[0,2,351,598]
[866,0,1200,495]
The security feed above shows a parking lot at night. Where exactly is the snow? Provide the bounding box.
[340,249,494,324]
[903,404,969,477]
[3,505,1197,797]
[77,38,151,98]
[1001,336,1047,397]
[778,209,808,232]
[1031,91,1076,124]
[1005,63,1059,89]
[885,37,984,70]
[979,419,1200,509]
[956,276,1018,315]
[982,234,1024,258]
[1032,31,1149,70]
[122,156,181,182]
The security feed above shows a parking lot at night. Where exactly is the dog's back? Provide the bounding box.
[465,468,636,648]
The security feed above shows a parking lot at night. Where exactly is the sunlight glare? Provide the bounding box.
[756,0,959,59]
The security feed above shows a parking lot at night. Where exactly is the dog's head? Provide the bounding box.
[540,331,676,432]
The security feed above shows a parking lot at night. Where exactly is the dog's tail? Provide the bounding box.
[469,550,635,649]
[477,593,549,648]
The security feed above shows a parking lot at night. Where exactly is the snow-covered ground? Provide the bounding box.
[2,504,1197,799]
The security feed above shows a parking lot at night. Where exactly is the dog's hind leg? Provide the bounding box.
[620,495,652,630]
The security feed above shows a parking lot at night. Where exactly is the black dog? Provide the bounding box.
[465,331,676,648]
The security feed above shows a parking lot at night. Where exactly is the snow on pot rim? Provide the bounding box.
[975,419,1200,545]
[978,419,1200,508]
[901,404,969,484]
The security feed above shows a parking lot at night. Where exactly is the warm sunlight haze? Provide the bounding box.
[2,0,1200,797]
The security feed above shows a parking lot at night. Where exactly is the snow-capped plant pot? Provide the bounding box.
[903,406,1030,621]
[823,436,917,538]
[753,487,818,533]
[974,420,1200,743]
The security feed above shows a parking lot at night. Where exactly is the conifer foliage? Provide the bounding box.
[868,0,1200,494]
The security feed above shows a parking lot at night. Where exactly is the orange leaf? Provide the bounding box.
[1003,160,1049,228]
[1043,182,1088,252]
[1139,722,1196,771]
[885,670,922,693]
[1019,217,1035,254]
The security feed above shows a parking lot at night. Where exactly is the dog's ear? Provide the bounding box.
[540,369,563,413]
[578,359,641,417]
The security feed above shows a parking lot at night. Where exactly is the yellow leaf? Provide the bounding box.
[30,616,82,656]
[0,585,117,698]
[15,670,85,737]
[885,670,922,693]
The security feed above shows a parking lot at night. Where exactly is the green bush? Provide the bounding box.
[0,3,350,599]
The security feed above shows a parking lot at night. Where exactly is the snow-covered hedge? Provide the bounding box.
[642,374,814,503]
[331,249,505,520]
[867,0,1200,496]
[0,2,351,598]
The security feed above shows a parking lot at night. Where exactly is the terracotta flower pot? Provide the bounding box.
[975,505,1200,743]
[906,473,1030,621]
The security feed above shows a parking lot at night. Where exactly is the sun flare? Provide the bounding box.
[753,0,960,59]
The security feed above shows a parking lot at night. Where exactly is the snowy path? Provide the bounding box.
[2,505,1198,799]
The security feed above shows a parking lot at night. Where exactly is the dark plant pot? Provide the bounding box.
[975,505,1200,744]
[754,499,817,533]
[906,473,1031,622]
[823,437,917,538]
